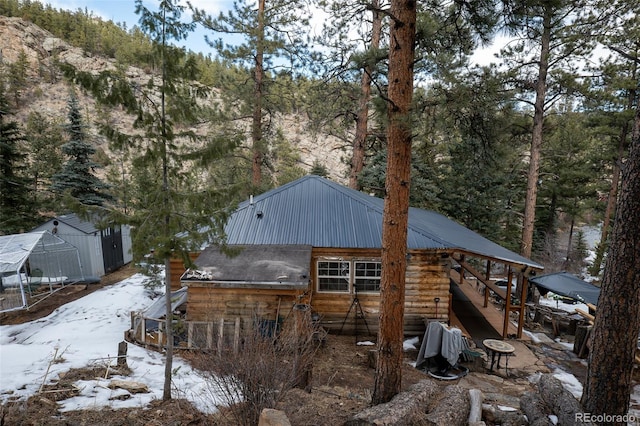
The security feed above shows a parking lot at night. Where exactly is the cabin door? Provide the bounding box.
[101,225,124,273]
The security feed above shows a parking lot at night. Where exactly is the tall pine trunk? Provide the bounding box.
[252,0,266,188]
[349,0,382,190]
[521,7,551,258]
[372,0,416,405]
[160,7,173,402]
[591,83,635,275]
[582,93,640,418]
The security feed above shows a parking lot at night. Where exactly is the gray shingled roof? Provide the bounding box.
[224,175,542,269]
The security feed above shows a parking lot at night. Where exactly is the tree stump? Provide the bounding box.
[468,389,483,423]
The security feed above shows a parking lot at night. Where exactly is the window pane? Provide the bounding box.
[318,261,349,292]
[354,261,381,292]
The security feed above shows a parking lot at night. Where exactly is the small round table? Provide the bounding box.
[483,339,515,375]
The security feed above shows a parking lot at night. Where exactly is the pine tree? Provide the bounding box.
[581,0,640,416]
[498,0,596,258]
[372,0,416,405]
[190,0,313,190]
[0,81,36,234]
[51,94,111,207]
[63,0,241,401]
[25,111,64,212]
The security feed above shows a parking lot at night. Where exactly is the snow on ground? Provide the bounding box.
[552,368,583,399]
[537,293,589,314]
[0,273,223,413]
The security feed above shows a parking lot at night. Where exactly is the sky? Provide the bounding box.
[44,0,230,56]
[43,0,507,67]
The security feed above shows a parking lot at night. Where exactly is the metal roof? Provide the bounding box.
[224,175,542,269]
[43,213,99,235]
[530,272,600,305]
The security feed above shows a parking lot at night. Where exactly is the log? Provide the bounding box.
[423,385,470,426]
[537,374,594,426]
[468,389,483,423]
[520,391,553,426]
[481,404,527,426]
[345,380,440,425]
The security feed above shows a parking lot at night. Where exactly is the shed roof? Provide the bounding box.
[223,175,542,269]
[530,272,600,305]
[40,213,99,235]
[184,245,311,289]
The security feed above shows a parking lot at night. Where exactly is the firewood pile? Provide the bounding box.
[342,373,593,426]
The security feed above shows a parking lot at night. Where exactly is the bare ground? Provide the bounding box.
[2,266,622,425]
[0,266,432,425]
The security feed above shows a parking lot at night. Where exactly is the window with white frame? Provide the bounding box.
[317,260,350,292]
[317,258,381,293]
[354,261,382,293]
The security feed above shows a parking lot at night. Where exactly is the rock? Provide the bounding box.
[107,380,149,394]
[258,408,291,426]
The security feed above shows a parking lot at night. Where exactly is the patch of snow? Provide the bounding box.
[552,368,583,399]
[403,336,419,351]
[356,340,375,346]
[498,405,517,411]
[0,273,224,414]
[538,294,589,314]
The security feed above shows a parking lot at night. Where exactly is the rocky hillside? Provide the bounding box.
[0,15,348,183]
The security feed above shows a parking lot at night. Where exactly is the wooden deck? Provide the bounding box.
[450,269,529,341]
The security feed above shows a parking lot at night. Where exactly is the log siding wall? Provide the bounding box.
[179,247,452,336]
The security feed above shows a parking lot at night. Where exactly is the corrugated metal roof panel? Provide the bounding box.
[225,176,446,249]
[54,213,98,234]
[223,175,542,269]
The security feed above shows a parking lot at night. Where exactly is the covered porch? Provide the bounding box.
[448,252,542,342]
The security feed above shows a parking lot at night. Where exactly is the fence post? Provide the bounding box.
[233,317,241,353]
[217,318,224,353]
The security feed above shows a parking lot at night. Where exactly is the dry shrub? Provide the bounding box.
[192,307,322,426]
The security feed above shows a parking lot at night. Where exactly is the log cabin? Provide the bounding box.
[177,175,543,342]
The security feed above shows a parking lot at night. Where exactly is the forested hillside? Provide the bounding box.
[0,0,636,278]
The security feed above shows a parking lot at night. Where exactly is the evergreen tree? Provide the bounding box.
[51,94,111,207]
[534,110,599,263]
[498,0,596,258]
[582,0,640,417]
[190,0,314,190]
[24,111,64,212]
[6,49,29,108]
[63,0,241,401]
[372,0,416,405]
[0,82,36,234]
